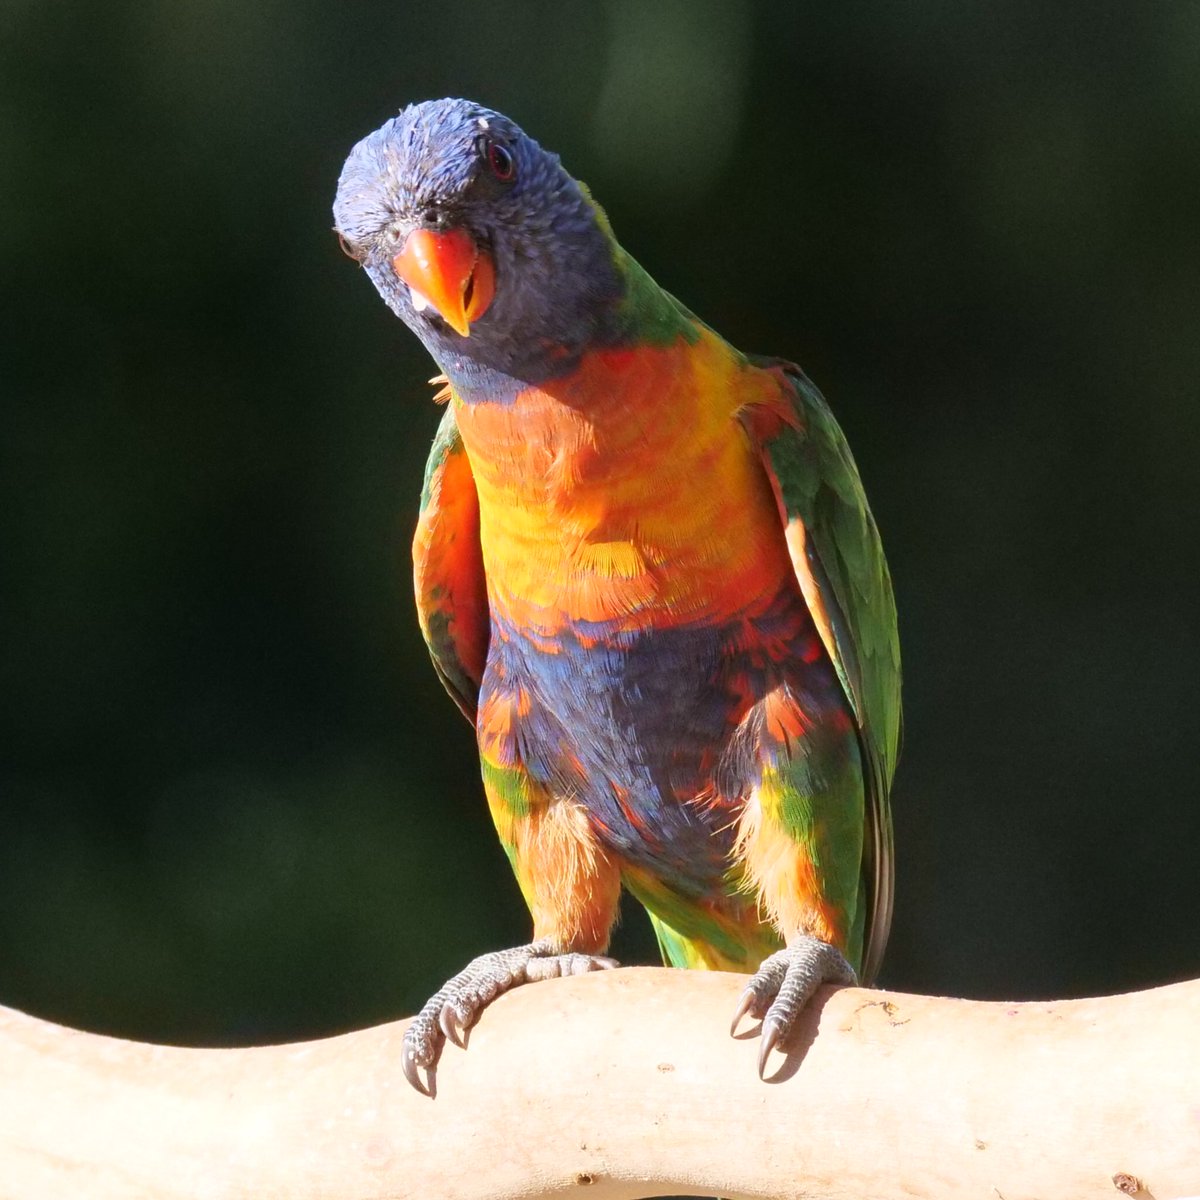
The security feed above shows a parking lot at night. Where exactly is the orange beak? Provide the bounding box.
[392,228,495,337]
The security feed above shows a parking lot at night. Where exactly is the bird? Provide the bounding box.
[332,98,901,1097]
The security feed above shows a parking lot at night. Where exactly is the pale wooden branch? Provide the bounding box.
[0,968,1196,1199]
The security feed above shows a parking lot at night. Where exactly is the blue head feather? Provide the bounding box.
[333,99,627,397]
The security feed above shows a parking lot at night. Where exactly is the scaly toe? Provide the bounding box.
[524,952,617,982]
[730,947,789,1037]
[400,939,622,1096]
[744,937,858,1077]
[401,1025,438,1097]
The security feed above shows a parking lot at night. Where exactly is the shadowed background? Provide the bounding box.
[2,1,1198,1046]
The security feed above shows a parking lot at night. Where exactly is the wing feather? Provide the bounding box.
[413,405,489,723]
[746,360,902,984]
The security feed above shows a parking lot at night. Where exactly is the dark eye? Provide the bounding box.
[485,140,515,182]
[336,230,363,263]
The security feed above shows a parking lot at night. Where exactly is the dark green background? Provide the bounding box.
[2,1,1198,1045]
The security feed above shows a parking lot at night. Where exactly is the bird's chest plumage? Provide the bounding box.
[458,334,829,888]
[452,334,797,636]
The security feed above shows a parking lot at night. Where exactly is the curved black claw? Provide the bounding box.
[401,938,618,1097]
[731,936,857,1078]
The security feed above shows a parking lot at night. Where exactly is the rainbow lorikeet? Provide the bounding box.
[333,99,900,1096]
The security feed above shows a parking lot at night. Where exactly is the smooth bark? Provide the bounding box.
[0,968,1196,1199]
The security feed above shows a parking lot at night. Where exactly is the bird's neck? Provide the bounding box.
[432,246,698,407]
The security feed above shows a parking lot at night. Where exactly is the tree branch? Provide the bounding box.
[0,968,1195,1199]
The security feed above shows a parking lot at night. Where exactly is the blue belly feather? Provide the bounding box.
[479,586,834,896]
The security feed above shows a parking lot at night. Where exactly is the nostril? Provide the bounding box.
[422,207,449,230]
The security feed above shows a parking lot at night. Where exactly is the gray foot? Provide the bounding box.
[401,937,618,1096]
[730,935,857,1077]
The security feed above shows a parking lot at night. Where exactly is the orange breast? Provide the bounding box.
[452,330,797,636]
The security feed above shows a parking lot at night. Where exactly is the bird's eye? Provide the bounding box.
[485,141,516,182]
[336,231,363,263]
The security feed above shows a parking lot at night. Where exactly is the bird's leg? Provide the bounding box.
[402,937,617,1095]
[730,934,856,1076]
[401,719,622,1096]
[729,694,868,1077]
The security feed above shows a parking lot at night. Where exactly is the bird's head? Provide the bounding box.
[333,99,626,384]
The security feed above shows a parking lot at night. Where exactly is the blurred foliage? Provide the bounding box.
[1,0,1198,1045]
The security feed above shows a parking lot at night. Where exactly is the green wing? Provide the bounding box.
[751,360,902,984]
[412,405,489,723]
